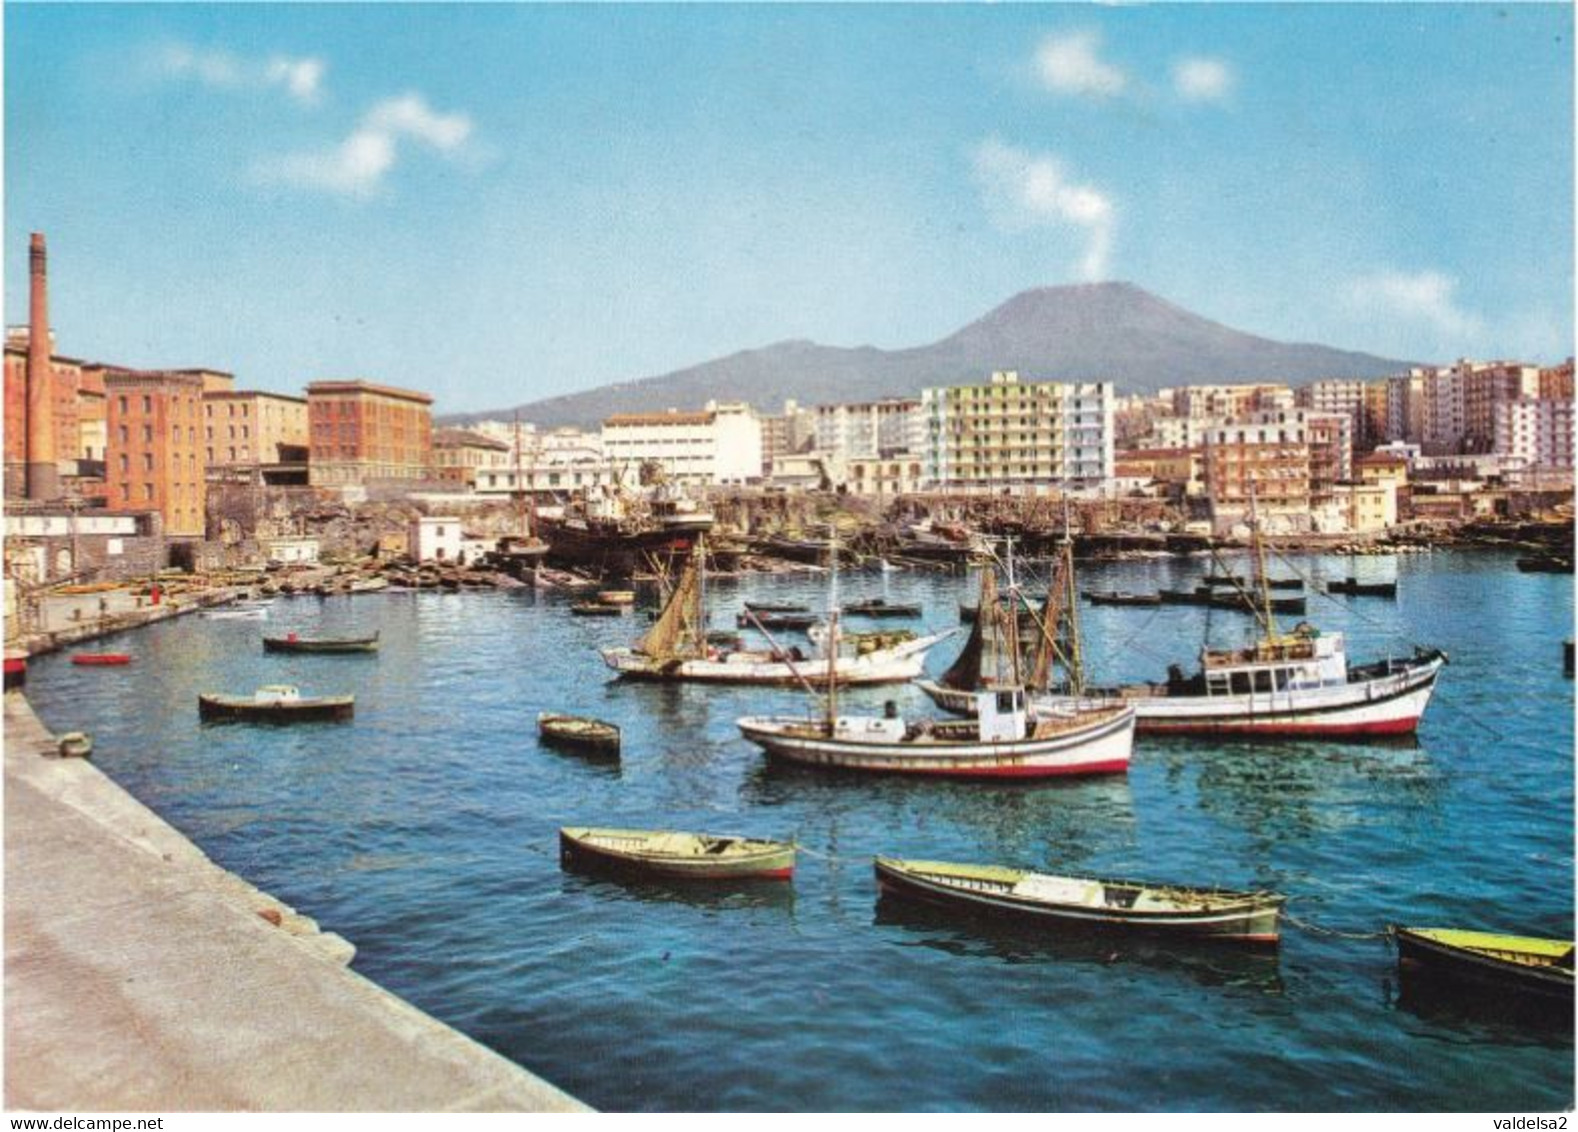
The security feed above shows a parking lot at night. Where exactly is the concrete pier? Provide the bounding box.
[4,692,589,1112]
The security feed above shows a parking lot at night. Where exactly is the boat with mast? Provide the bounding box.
[736,535,1134,778]
[601,535,953,685]
[1040,493,1446,738]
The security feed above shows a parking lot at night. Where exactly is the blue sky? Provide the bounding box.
[6,4,1573,413]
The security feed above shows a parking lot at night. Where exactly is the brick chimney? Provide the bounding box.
[25,232,58,500]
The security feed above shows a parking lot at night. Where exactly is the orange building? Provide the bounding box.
[4,338,83,497]
[306,380,434,486]
[1540,359,1574,402]
[104,371,206,537]
[1203,411,1311,516]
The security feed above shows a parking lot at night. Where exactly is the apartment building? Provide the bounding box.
[203,390,309,472]
[600,401,762,484]
[921,371,1115,493]
[1494,398,1574,471]
[433,428,512,487]
[104,370,206,537]
[813,399,922,462]
[306,380,434,487]
[1423,360,1540,454]
[1202,409,1311,526]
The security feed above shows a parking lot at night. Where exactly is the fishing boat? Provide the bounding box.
[1083,591,1162,607]
[197,685,354,723]
[71,653,134,666]
[1038,501,1445,738]
[1515,555,1573,574]
[603,536,953,686]
[841,598,922,619]
[201,604,270,621]
[262,631,381,654]
[742,601,810,614]
[1206,590,1307,616]
[1206,573,1303,591]
[537,712,621,756]
[559,827,795,880]
[874,857,1286,944]
[1158,587,1215,607]
[1393,927,1574,1006]
[736,610,818,631]
[571,601,627,617]
[1325,578,1398,598]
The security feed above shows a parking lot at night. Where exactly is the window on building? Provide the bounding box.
[142,425,153,442]
[144,483,154,500]
[118,453,128,473]
[142,395,151,413]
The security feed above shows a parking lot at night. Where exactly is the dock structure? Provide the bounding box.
[4,692,588,1112]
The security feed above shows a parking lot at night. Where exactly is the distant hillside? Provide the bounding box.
[443,282,1410,428]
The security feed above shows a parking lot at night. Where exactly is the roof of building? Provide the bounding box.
[433,428,510,451]
[1357,453,1409,467]
[101,369,206,389]
[604,410,716,427]
[203,389,308,404]
[306,380,434,405]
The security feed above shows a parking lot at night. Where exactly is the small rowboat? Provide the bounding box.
[3,655,25,689]
[559,827,795,880]
[570,602,627,617]
[737,610,819,630]
[1204,574,1303,591]
[597,590,636,605]
[743,601,811,614]
[874,857,1285,944]
[1325,578,1398,598]
[262,632,380,654]
[72,653,133,666]
[842,599,921,619]
[1083,591,1162,607]
[538,712,621,756]
[1393,927,1574,1006]
[198,685,354,723]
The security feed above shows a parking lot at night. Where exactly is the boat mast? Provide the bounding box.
[1248,481,1279,642]
[513,411,529,541]
[1003,536,1022,686]
[825,525,839,732]
[1061,500,1085,696]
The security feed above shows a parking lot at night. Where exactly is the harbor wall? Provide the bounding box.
[3,691,589,1112]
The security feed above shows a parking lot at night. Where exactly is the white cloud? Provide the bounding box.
[1173,57,1234,103]
[1035,30,1127,98]
[153,42,326,105]
[1347,270,1485,342]
[972,138,1115,281]
[260,93,474,197]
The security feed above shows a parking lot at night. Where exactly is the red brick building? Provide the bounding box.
[306,380,434,487]
[104,371,206,537]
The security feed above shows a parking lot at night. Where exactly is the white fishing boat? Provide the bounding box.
[737,686,1134,778]
[1037,498,1446,738]
[602,535,954,686]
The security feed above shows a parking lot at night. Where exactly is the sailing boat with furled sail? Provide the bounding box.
[600,536,954,685]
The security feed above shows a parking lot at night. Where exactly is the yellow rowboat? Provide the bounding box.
[537,713,620,756]
[559,827,795,880]
[1394,927,1574,1005]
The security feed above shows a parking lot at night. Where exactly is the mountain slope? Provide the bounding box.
[446,283,1409,427]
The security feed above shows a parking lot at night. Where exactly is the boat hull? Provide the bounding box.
[1042,655,1444,739]
[1395,927,1574,1006]
[875,858,1284,944]
[198,695,354,723]
[538,713,621,755]
[262,638,379,654]
[601,632,949,687]
[737,706,1134,779]
[559,828,794,880]
[71,654,133,666]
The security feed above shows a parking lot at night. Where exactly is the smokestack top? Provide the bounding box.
[31,232,44,249]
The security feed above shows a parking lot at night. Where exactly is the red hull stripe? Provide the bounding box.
[1141,715,1420,737]
[771,755,1130,779]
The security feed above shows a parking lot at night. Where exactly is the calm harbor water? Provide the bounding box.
[24,549,1574,1111]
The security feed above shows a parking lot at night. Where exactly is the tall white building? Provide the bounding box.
[813,399,922,462]
[1494,398,1574,471]
[600,401,763,485]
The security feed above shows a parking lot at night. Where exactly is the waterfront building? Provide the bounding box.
[759,400,816,470]
[202,390,309,479]
[812,398,922,463]
[1422,360,1540,455]
[1202,409,1311,531]
[920,371,1115,494]
[432,428,512,488]
[1494,397,1574,473]
[1113,446,1205,499]
[3,508,165,584]
[1539,358,1574,401]
[1384,372,1426,445]
[473,461,639,499]
[1297,379,1372,450]
[104,370,207,538]
[600,401,763,485]
[307,380,434,487]
[1145,415,1210,450]
[409,516,464,563]
[844,454,925,497]
[1306,411,1354,503]
[1330,481,1398,533]
[262,536,320,565]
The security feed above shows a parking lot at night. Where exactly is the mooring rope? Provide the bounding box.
[1283,907,1393,942]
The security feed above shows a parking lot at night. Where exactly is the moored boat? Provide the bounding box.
[198,685,354,723]
[742,601,810,614]
[841,598,922,619]
[262,631,380,654]
[1393,926,1574,1006]
[71,653,134,666]
[736,610,819,631]
[537,712,621,755]
[571,601,628,617]
[1325,578,1398,598]
[1515,555,1573,574]
[201,604,270,621]
[1083,590,1162,607]
[597,590,636,605]
[874,857,1285,944]
[559,826,795,880]
[3,654,26,689]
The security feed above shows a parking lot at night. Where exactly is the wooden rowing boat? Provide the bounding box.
[841,598,921,618]
[537,712,621,755]
[874,857,1285,944]
[571,601,627,617]
[737,610,818,630]
[71,653,134,666]
[262,632,380,654]
[1325,578,1398,598]
[742,601,810,614]
[1083,590,1162,607]
[1394,926,1574,1005]
[559,827,795,880]
[198,685,354,723]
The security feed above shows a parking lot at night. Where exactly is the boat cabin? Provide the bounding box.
[1198,631,1348,696]
[253,685,303,704]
